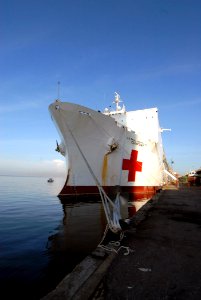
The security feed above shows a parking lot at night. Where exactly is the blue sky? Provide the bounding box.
[0,0,201,177]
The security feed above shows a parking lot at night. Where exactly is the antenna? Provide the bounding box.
[57,81,60,99]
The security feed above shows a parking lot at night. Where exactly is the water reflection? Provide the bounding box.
[42,194,150,298]
[47,197,107,254]
[42,197,107,298]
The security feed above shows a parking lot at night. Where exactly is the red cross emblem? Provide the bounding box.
[122,150,142,182]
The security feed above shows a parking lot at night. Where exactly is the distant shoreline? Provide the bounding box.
[0,174,64,178]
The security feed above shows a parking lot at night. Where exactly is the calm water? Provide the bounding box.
[0,176,107,300]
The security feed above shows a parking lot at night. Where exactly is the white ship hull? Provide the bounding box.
[49,95,166,207]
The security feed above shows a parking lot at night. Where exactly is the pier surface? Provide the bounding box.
[103,186,201,299]
[42,186,201,299]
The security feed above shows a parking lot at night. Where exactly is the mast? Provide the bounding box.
[113,92,122,111]
[103,92,126,115]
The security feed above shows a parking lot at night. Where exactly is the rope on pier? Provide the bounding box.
[97,225,133,255]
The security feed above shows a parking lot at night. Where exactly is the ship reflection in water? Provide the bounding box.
[50,197,107,253]
[46,195,149,260]
[43,195,150,298]
[44,196,108,294]
[129,198,150,214]
[45,195,149,254]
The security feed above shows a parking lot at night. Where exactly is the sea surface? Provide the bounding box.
[0,176,107,300]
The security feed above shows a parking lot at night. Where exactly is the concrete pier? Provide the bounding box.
[104,186,201,299]
[41,186,201,299]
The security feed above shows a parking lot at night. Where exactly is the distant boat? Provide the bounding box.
[47,178,54,183]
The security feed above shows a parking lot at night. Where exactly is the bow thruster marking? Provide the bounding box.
[122,150,142,182]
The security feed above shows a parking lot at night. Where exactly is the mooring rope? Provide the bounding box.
[97,227,133,256]
[59,108,123,233]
